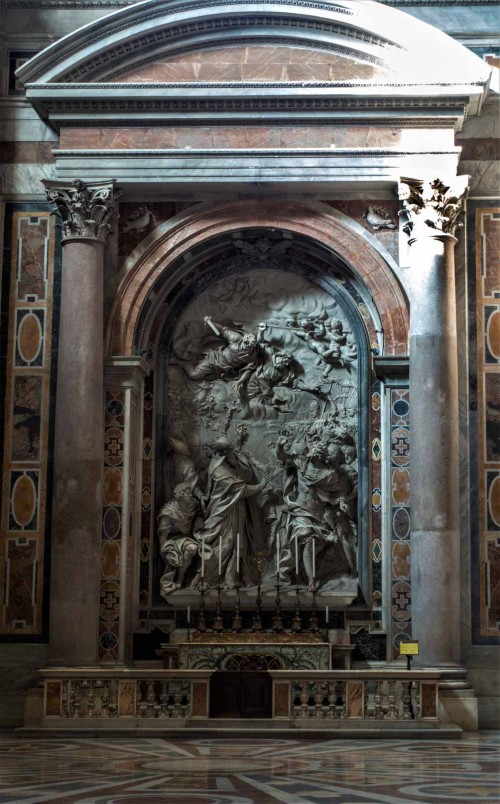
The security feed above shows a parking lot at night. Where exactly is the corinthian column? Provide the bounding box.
[399,176,468,667]
[43,179,119,666]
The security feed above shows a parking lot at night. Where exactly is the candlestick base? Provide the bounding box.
[309,579,319,632]
[292,581,302,632]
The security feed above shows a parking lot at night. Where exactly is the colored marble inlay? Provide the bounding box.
[475,208,500,638]
[273,682,290,719]
[390,388,411,658]
[139,372,154,608]
[191,681,209,718]
[99,390,126,661]
[0,209,56,635]
[2,733,497,802]
[346,681,363,718]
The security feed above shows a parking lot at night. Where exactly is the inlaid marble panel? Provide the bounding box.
[471,206,500,641]
[0,207,57,636]
[114,45,391,83]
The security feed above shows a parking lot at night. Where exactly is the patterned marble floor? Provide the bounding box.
[0,732,498,804]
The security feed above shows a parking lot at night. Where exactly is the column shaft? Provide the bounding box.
[409,234,460,666]
[49,238,104,665]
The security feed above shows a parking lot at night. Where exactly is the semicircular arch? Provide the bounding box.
[105,198,409,358]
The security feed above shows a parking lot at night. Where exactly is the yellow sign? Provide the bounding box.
[399,641,419,656]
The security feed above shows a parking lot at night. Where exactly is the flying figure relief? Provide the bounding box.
[159,267,360,599]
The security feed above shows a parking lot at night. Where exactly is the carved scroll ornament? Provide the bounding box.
[399,176,469,239]
[43,178,120,243]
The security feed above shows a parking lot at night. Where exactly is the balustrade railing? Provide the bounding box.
[271,671,440,721]
[40,668,440,725]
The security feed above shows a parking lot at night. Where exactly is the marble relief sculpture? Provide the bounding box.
[158,268,359,600]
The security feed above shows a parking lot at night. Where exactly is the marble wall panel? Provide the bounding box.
[0,207,58,636]
[114,45,391,83]
[60,126,450,156]
[389,389,411,659]
[470,205,500,642]
[99,390,125,661]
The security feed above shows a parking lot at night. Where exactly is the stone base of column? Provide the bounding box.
[411,531,461,667]
[437,669,479,731]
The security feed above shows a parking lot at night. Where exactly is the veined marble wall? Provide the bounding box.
[0,205,60,636]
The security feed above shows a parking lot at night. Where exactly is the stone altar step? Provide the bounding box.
[17,721,463,740]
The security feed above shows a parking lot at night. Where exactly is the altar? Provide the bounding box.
[168,632,331,672]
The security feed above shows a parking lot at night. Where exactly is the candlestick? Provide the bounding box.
[236,532,240,574]
[295,532,299,577]
[187,604,190,623]
[218,534,222,576]
[213,574,223,631]
[272,577,283,632]
[197,580,207,632]
[232,574,242,631]
[292,579,302,632]
[310,579,319,631]
[325,604,329,625]
[276,535,280,577]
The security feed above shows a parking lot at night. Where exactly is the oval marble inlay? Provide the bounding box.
[486,309,500,360]
[102,539,121,580]
[11,474,37,527]
[392,541,410,579]
[488,475,500,528]
[103,506,121,539]
[393,507,410,539]
[392,468,410,506]
[103,468,123,507]
[17,313,42,364]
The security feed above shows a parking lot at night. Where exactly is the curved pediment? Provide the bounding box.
[18,0,489,86]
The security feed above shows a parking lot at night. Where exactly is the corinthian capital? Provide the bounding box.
[399,176,469,240]
[43,178,120,243]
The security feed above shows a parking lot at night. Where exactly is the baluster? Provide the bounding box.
[292,684,301,718]
[338,682,346,719]
[386,680,398,719]
[72,681,81,718]
[62,680,70,718]
[314,682,324,718]
[100,681,111,718]
[374,682,383,720]
[108,682,118,718]
[145,681,156,718]
[299,682,309,718]
[172,683,182,718]
[87,681,96,718]
[327,681,336,718]
[181,682,190,718]
[159,682,169,717]
[402,681,413,719]
[137,682,148,717]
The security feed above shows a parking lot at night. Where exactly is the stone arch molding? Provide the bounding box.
[18,0,489,87]
[105,199,409,357]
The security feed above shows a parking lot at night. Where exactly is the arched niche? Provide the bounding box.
[154,231,372,607]
[112,205,409,615]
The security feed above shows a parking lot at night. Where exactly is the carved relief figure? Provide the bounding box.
[158,482,205,598]
[275,420,357,590]
[196,437,270,587]
[158,266,360,599]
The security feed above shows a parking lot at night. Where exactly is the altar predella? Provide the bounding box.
[157,267,359,601]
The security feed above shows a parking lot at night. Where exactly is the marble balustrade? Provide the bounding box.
[37,668,440,729]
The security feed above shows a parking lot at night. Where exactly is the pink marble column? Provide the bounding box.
[399,177,468,668]
[43,179,119,666]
